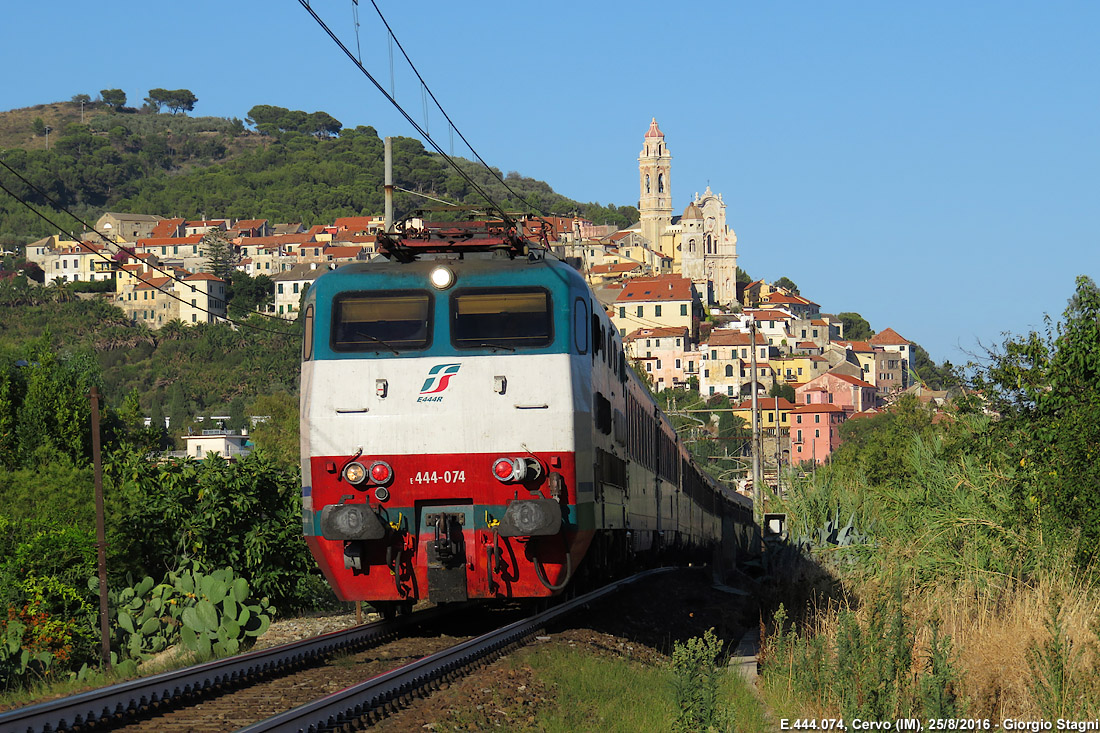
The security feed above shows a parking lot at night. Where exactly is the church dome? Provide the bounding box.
[682,203,703,219]
[644,118,664,138]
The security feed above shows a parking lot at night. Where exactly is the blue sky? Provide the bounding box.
[2,1,1097,364]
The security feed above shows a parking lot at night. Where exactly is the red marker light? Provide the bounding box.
[493,457,517,481]
[370,461,392,484]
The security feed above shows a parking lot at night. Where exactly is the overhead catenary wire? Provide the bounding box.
[0,176,296,339]
[360,0,555,221]
[296,0,513,228]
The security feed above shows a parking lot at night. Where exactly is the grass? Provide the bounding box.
[516,643,771,733]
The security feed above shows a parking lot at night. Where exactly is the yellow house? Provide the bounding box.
[731,397,795,436]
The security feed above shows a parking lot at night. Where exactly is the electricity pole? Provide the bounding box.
[749,319,763,520]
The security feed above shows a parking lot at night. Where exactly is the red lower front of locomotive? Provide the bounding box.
[304,451,589,603]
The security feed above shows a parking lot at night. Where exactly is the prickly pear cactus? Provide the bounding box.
[98,560,273,663]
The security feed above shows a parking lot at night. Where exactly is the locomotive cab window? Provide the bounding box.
[451,288,552,350]
[332,290,432,352]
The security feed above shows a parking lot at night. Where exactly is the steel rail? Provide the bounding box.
[239,568,675,733]
[0,607,446,733]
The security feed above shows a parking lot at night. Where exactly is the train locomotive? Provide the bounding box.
[299,220,756,613]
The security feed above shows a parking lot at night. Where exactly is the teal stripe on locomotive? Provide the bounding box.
[307,256,588,361]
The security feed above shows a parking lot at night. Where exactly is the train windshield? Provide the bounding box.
[451,288,553,350]
[331,291,432,352]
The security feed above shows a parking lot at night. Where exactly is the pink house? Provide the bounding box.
[791,403,846,464]
[795,372,878,413]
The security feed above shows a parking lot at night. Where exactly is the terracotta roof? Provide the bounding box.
[797,341,819,348]
[183,272,224,282]
[870,327,911,346]
[591,263,641,275]
[792,403,846,414]
[135,235,203,247]
[644,118,664,138]
[229,219,267,231]
[135,277,172,290]
[609,231,632,242]
[150,218,186,238]
[330,234,377,244]
[237,234,314,246]
[836,340,875,352]
[624,326,688,342]
[831,373,877,389]
[615,275,693,302]
[747,309,792,320]
[323,246,363,258]
[333,216,378,232]
[704,330,767,347]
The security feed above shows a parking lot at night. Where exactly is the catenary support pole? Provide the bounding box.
[90,387,111,670]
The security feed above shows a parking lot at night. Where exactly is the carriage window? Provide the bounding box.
[332,291,432,351]
[451,288,552,350]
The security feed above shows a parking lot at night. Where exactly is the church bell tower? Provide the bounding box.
[638,118,672,250]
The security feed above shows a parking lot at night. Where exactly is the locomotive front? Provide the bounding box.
[299,246,594,609]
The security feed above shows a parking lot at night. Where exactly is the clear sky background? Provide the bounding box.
[2,1,1097,365]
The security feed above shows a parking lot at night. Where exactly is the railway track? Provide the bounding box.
[1,569,672,732]
[0,606,447,733]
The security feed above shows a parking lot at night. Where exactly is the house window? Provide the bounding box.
[813,329,818,337]
[704,369,709,378]
[676,338,681,346]
[637,306,644,317]
[191,313,197,323]
[797,429,802,442]
[711,350,717,360]
[709,386,715,395]
[815,414,821,423]
[798,368,803,375]
[828,393,834,403]
[727,385,734,396]
[806,396,811,404]
[815,429,820,438]
[656,359,662,369]
[725,364,734,377]
[620,307,625,318]
[797,415,802,424]
[654,305,662,317]
[646,362,652,372]
[277,283,284,294]
[293,283,299,294]
[680,304,688,316]
[646,339,651,347]
[675,359,681,368]
[801,329,806,338]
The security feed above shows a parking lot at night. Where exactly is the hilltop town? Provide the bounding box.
[12,119,947,465]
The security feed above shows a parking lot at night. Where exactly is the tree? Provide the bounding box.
[70,93,91,105]
[143,88,169,113]
[838,312,874,341]
[165,89,198,115]
[100,89,127,111]
[970,275,1100,567]
[774,276,799,294]
[769,381,796,403]
[736,267,752,285]
[201,230,238,281]
[247,392,299,470]
[31,117,47,136]
[307,111,342,137]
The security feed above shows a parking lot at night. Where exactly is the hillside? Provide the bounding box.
[0,101,638,244]
[0,100,111,150]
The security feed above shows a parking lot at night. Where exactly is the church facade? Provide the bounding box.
[634,119,739,306]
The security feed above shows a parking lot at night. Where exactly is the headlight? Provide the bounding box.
[343,461,367,484]
[429,265,455,290]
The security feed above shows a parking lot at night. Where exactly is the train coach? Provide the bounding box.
[298,220,756,614]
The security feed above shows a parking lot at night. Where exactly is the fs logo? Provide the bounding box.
[418,363,461,402]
